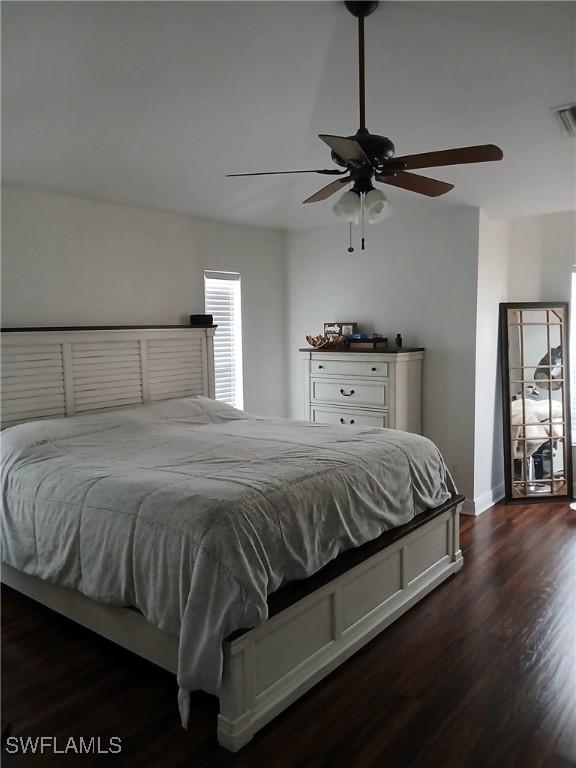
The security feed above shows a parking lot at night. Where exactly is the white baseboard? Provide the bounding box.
[462,482,505,516]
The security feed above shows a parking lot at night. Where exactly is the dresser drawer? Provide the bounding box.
[311,379,388,408]
[311,359,389,378]
[311,407,389,428]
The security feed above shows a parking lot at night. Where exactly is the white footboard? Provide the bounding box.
[2,501,463,753]
[218,502,463,751]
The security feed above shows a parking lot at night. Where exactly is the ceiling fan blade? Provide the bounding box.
[303,176,350,204]
[226,169,345,177]
[392,144,503,171]
[376,171,454,197]
[319,135,370,165]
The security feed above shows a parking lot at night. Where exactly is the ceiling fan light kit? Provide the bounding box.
[364,188,390,223]
[333,187,390,225]
[226,0,503,250]
[333,189,361,224]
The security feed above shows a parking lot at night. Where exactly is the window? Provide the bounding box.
[204,270,244,409]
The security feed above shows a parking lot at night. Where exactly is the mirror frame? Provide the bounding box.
[499,301,573,503]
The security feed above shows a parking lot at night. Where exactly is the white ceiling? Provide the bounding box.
[2,1,575,229]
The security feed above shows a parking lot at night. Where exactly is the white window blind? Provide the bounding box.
[204,271,244,409]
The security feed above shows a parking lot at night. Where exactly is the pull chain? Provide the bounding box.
[347,222,354,253]
[361,192,366,250]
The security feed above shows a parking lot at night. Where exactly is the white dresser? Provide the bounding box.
[300,348,424,434]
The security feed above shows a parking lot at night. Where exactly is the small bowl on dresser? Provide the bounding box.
[305,334,347,350]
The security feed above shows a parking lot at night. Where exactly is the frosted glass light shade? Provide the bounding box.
[365,188,390,223]
[332,190,361,223]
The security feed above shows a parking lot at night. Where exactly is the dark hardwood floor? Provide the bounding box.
[2,501,575,767]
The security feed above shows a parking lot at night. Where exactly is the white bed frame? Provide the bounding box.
[0,326,216,427]
[1,326,464,752]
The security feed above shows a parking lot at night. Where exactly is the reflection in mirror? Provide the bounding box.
[500,303,572,501]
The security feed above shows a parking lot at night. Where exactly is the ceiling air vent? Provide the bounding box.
[552,104,576,137]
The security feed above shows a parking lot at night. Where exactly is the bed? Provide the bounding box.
[1,326,464,751]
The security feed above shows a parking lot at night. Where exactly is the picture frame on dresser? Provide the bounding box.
[323,322,358,338]
[300,346,425,434]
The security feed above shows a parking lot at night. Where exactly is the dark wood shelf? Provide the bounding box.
[299,346,425,353]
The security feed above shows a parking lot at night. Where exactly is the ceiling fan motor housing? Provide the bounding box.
[331,150,348,168]
[331,133,396,169]
[355,132,396,165]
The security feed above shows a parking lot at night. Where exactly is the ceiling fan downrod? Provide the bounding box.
[226,0,502,239]
[344,1,379,133]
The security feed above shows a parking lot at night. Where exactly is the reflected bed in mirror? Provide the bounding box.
[500,302,573,502]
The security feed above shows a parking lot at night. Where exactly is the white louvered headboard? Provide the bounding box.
[1,326,216,429]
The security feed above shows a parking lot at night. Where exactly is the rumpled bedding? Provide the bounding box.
[1,396,456,723]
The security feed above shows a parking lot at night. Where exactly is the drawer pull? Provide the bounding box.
[371,367,377,372]
[318,365,324,370]
[340,417,355,425]
[340,388,355,397]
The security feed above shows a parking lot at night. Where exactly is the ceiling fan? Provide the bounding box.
[226,0,503,245]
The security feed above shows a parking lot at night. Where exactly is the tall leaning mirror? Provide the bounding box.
[500,302,573,501]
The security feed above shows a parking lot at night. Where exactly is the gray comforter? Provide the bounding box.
[1,396,455,722]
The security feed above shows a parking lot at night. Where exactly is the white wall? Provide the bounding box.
[286,206,480,501]
[506,209,576,495]
[4,186,573,509]
[470,210,575,513]
[1,186,287,417]
[473,213,509,513]
[507,210,576,302]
